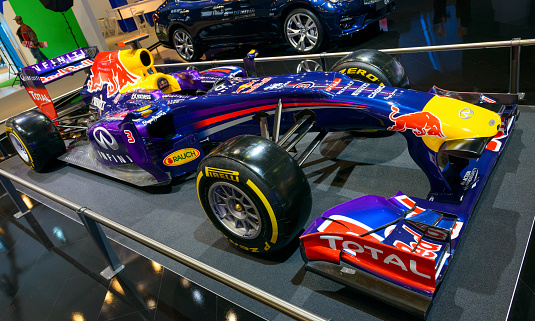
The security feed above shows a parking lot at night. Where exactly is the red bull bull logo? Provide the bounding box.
[388,106,446,138]
[86,51,140,98]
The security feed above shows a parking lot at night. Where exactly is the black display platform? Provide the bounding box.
[1,107,534,321]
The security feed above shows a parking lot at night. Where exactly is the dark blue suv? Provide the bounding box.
[154,0,395,61]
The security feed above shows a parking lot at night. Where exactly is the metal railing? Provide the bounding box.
[2,38,533,128]
[154,38,535,95]
[0,169,328,321]
[1,38,534,320]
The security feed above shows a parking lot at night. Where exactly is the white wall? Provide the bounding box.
[72,0,108,52]
[86,0,114,21]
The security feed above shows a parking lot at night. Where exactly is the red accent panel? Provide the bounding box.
[194,104,277,129]
[200,68,232,73]
[302,232,436,294]
[194,101,368,129]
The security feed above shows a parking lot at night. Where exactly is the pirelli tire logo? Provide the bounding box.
[205,167,240,182]
[336,68,385,85]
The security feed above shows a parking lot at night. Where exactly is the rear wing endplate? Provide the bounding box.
[19,47,98,119]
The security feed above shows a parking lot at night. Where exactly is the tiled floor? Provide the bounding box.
[0,188,264,321]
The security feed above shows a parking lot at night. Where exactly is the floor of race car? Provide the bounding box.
[1,106,534,321]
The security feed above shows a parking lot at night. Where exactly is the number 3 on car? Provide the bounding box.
[124,130,135,143]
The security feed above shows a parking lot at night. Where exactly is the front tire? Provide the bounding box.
[5,110,66,172]
[197,135,312,254]
[172,28,199,62]
[284,9,324,54]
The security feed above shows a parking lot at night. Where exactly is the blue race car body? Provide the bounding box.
[11,40,518,317]
[16,40,506,194]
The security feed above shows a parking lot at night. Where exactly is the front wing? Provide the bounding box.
[300,89,519,317]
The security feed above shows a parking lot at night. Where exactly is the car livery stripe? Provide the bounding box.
[193,104,277,129]
[283,101,360,108]
[189,98,362,119]
[190,98,276,118]
[192,100,369,129]
[200,68,233,73]
[197,105,369,139]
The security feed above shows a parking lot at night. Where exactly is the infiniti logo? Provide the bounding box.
[93,127,119,150]
[459,108,473,119]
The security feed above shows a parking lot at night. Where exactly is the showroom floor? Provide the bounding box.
[0,0,534,320]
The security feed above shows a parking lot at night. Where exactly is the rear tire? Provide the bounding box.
[197,135,312,254]
[330,49,410,88]
[5,110,65,172]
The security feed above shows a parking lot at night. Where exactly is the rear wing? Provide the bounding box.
[19,47,98,120]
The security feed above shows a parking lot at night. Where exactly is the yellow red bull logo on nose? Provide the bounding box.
[163,148,200,166]
[388,106,445,138]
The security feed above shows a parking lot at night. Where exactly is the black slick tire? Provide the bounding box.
[330,49,410,88]
[5,110,66,172]
[197,135,312,254]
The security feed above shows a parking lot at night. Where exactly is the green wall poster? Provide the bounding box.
[9,0,88,59]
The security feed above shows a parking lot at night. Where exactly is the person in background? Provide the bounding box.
[14,15,48,63]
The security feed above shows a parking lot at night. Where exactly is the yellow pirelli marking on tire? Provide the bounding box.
[246,179,277,244]
[5,127,34,169]
[196,171,204,207]
[205,167,239,182]
[197,170,219,224]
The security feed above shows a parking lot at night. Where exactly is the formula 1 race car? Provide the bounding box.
[5,34,518,318]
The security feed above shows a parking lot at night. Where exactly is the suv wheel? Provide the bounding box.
[284,9,324,54]
[173,28,199,62]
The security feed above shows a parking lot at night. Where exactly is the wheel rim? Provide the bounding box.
[296,59,322,73]
[208,182,262,239]
[174,31,194,60]
[286,13,318,52]
[8,133,29,163]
